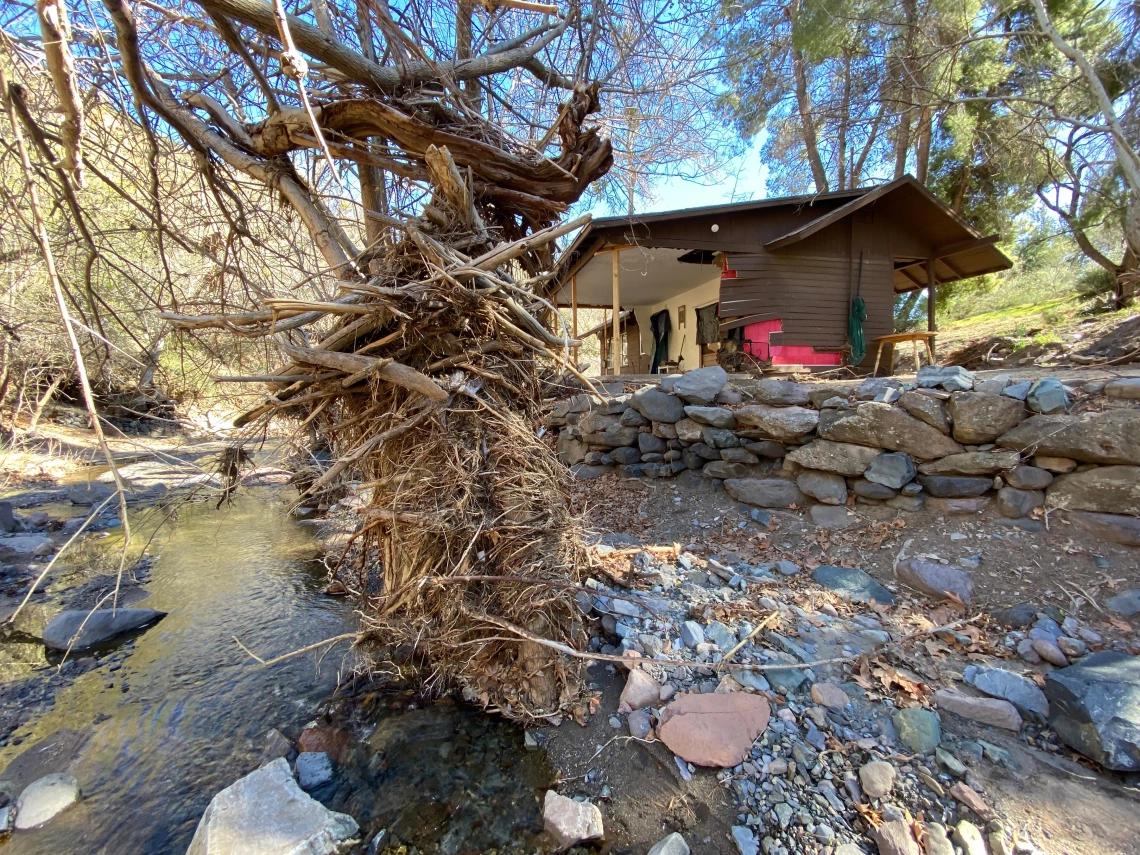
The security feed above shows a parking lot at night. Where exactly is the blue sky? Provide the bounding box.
[586,137,769,218]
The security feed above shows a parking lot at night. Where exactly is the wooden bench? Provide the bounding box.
[871,331,937,376]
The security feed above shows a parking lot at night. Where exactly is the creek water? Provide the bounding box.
[0,490,552,854]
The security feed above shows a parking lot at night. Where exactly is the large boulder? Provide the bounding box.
[1044,651,1140,770]
[1046,466,1140,515]
[997,410,1140,465]
[630,386,686,423]
[785,440,881,476]
[724,478,808,508]
[947,393,1027,443]
[818,403,963,460]
[898,391,951,434]
[734,404,818,441]
[672,367,728,405]
[42,608,166,652]
[969,667,1049,717]
[186,757,358,855]
[751,378,812,406]
[917,451,1020,476]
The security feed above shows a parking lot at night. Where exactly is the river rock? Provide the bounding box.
[14,773,80,830]
[1105,378,1140,399]
[934,688,1021,730]
[852,479,897,500]
[672,367,727,405]
[1005,465,1052,490]
[895,558,974,602]
[785,440,881,476]
[619,668,661,712]
[1026,378,1069,413]
[811,682,849,709]
[581,423,639,448]
[811,565,896,605]
[864,452,915,489]
[997,410,1140,464]
[1067,511,1140,546]
[0,534,52,559]
[796,471,847,505]
[872,819,921,855]
[294,752,333,790]
[42,608,166,651]
[1106,589,1140,616]
[1033,454,1077,472]
[732,825,759,855]
[1032,638,1069,667]
[898,391,951,434]
[656,693,771,767]
[648,832,690,855]
[631,387,686,423]
[609,447,639,465]
[66,482,114,505]
[751,378,811,406]
[683,406,735,428]
[542,790,603,850]
[570,464,609,480]
[918,451,1020,476]
[858,760,896,799]
[916,475,991,498]
[723,478,808,508]
[186,757,357,855]
[947,393,1027,443]
[818,403,964,459]
[996,487,1044,518]
[917,365,975,392]
[970,667,1049,717]
[734,405,819,440]
[810,504,858,528]
[745,440,785,458]
[892,708,941,754]
[925,496,990,515]
[1047,466,1140,515]
[953,820,988,855]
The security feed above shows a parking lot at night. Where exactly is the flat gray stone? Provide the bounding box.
[14,773,80,830]
[998,410,1140,465]
[810,504,858,529]
[785,440,881,476]
[918,451,1020,476]
[996,487,1044,518]
[1026,378,1069,414]
[1105,378,1140,399]
[819,403,963,460]
[723,478,808,509]
[811,565,896,605]
[42,608,166,652]
[1067,511,1140,546]
[947,393,1027,443]
[1105,589,1140,616]
[1006,464,1053,490]
[893,708,941,754]
[898,391,950,434]
[970,667,1050,717]
[853,479,897,500]
[917,365,975,392]
[751,378,811,406]
[734,405,819,441]
[570,464,610,480]
[916,475,991,498]
[683,406,735,429]
[895,558,974,603]
[731,825,759,855]
[186,757,358,855]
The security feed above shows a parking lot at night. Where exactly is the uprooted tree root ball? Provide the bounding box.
[162,94,612,719]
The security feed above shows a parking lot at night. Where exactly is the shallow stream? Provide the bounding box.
[0,490,551,853]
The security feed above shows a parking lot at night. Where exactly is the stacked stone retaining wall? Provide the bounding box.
[549,367,1140,545]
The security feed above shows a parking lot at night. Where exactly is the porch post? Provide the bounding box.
[571,274,579,366]
[611,250,621,376]
[927,257,937,361]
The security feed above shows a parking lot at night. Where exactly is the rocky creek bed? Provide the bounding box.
[0,398,1137,854]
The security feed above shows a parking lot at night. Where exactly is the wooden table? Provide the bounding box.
[871,331,937,375]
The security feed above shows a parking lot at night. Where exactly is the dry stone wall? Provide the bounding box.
[549,366,1140,544]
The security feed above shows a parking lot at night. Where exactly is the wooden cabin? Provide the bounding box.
[552,176,1012,375]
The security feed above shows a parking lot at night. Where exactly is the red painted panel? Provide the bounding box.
[741,318,842,365]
